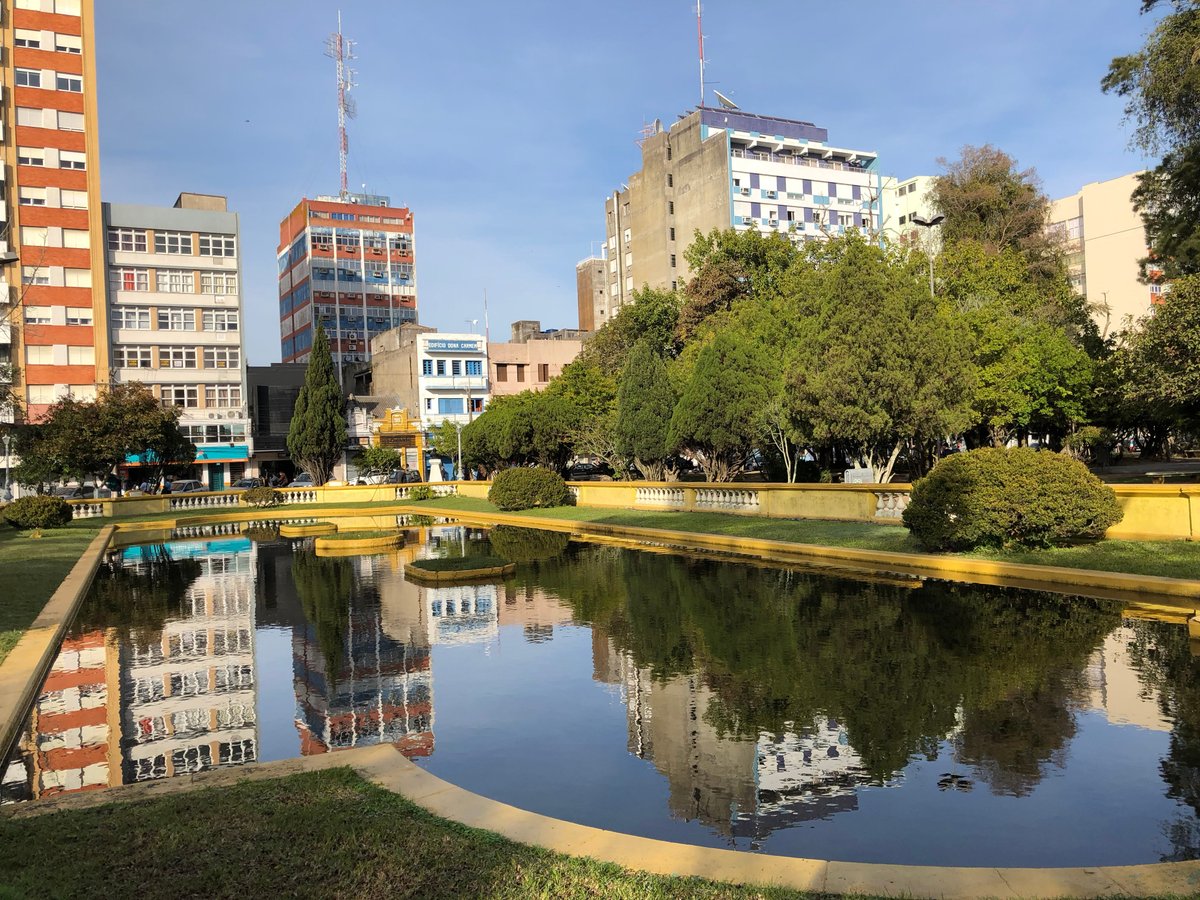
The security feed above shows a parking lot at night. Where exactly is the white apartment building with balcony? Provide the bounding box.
[416,332,488,430]
[103,193,251,490]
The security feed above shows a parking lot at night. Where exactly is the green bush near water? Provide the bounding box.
[488,467,573,511]
[242,487,284,508]
[903,447,1123,551]
[3,495,73,530]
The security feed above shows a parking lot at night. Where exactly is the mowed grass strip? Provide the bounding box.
[0,768,827,900]
[408,495,1200,581]
[0,521,103,665]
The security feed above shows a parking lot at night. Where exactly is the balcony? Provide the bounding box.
[420,374,487,392]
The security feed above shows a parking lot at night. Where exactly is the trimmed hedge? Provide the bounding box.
[902,447,1123,551]
[405,485,435,502]
[3,495,73,530]
[242,487,283,508]
[487,467,573,511]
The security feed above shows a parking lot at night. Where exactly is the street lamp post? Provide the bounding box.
[2,432,10,496]
[910,214,945,297]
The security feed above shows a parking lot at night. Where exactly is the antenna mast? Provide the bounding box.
[697,0,705,107]
[325,11,358,197]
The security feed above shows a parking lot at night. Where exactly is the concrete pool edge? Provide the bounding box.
[0,525,115,765]
[7,743,1200,899]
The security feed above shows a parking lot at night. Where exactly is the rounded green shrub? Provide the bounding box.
[242,487,284,508]
[3,495,73,530]
[902,447,1123,551]
[405,484,435,502]
[488,467,573,511]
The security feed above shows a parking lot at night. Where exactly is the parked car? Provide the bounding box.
[291,473,315,487]
[386,469,423,484]
[165,479,205,494]
[52,484,111,499]
[230,478,263,490]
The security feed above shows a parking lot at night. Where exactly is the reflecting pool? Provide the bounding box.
[4,521,1200,867]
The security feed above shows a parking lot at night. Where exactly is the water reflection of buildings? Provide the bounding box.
[3,539,257,801]
[592,634,880,842]
[1086,623,1171,732]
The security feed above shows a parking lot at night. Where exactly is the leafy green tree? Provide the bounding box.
[930,145,1062,280]
[357,446,404,478]
[578,286,681,376]
[668,330,770,481]
[786,236,975,481]
[1119,274,1200,435]
[287,324,347,484]
[1103,0,1200,278]
[614,341,678,480]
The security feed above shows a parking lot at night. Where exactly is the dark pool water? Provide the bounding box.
[5,521,1200,868]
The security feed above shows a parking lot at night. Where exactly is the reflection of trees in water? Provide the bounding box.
[1123,620,1200,860]
[74,545,203,647]
[292,551,354,684]
[520,544,1121,789]
[487,526,570,564]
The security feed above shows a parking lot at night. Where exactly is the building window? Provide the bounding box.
[670,254,676,268]
[22,268,50,286]
[66,308,92,326]
[537,364,549,382]
[158,309,195,331]
[202,310,239,332]
[111,268,149,291]
[64,268,91,288]
[18,147,45,167]
[16,107,45,127]
[108,228,146,252]
[516,364,526,383]
[114,346,152,367]
[668,201,674,215]
[465,360,482,376]
[205,385,241,407]
[469,398,483,413]
[198,234,236,257]
[157,270,195,293]
[60,150,86,170]
[155,231,193,254]
[495,364,508,382]
[27,385,57,404]
[55,0,82,14]
[451,360,461,376]
[63,228,90,249]
[113,307,151,329]
[161,386,199,408]
[67,346,94,365]
[14,29,42,49]
[421,359,433,376]
[204,347,240,369]
[437,398,465,415]
[667,174,673,187]
[425,398,432,410]
[55,33,82,54]
[57,111,85,131]
[200,272,237,295]
[160,347,197,369]
[15,68,42,88]
[26,345,53,365]
[669,227,676,241]
[18,187,47,207]
[61,189,88,209]
[436,359,446,376]
[22,226,49,247]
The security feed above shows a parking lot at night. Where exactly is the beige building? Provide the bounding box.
[1049,172,1153,334]
[357,322,435,412]
[488,320,582,397]
[602,107,880,316]
[575,256,606,332]
[881,175,938,247]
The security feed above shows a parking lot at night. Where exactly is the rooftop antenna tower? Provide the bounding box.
[325,11,358,198]
[697,0,705,107]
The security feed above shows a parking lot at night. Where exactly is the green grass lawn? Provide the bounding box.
[409,555,510,572]
[0,768,823,900]
[0,521,103,665]
[317,529,402,541]
[408,495,1200,580]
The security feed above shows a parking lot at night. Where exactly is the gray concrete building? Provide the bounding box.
[104,193,250,489]
[602,107,880,314]
[575,256,606,332]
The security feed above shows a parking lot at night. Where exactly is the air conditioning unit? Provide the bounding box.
[739,187,750,196]
[768,219,779,227]
[765,190,778,199]
[208,412,218,419]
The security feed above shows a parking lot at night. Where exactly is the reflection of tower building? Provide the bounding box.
[3,630,116,801]
[119,539,258,782]
[292,555,434,758]
[1086,624,1171,732]
[499,583,576,643]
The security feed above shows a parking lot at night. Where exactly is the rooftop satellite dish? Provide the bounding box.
[714,90,739,110]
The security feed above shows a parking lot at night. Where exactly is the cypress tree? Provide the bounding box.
[614,340,678,480]
[287,323,347,484]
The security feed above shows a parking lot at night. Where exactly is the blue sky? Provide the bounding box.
[94,1,1156,365]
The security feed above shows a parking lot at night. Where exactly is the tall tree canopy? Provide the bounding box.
[1103,0,1200,278]
[287,324,347,484]
[614,341,678,480]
